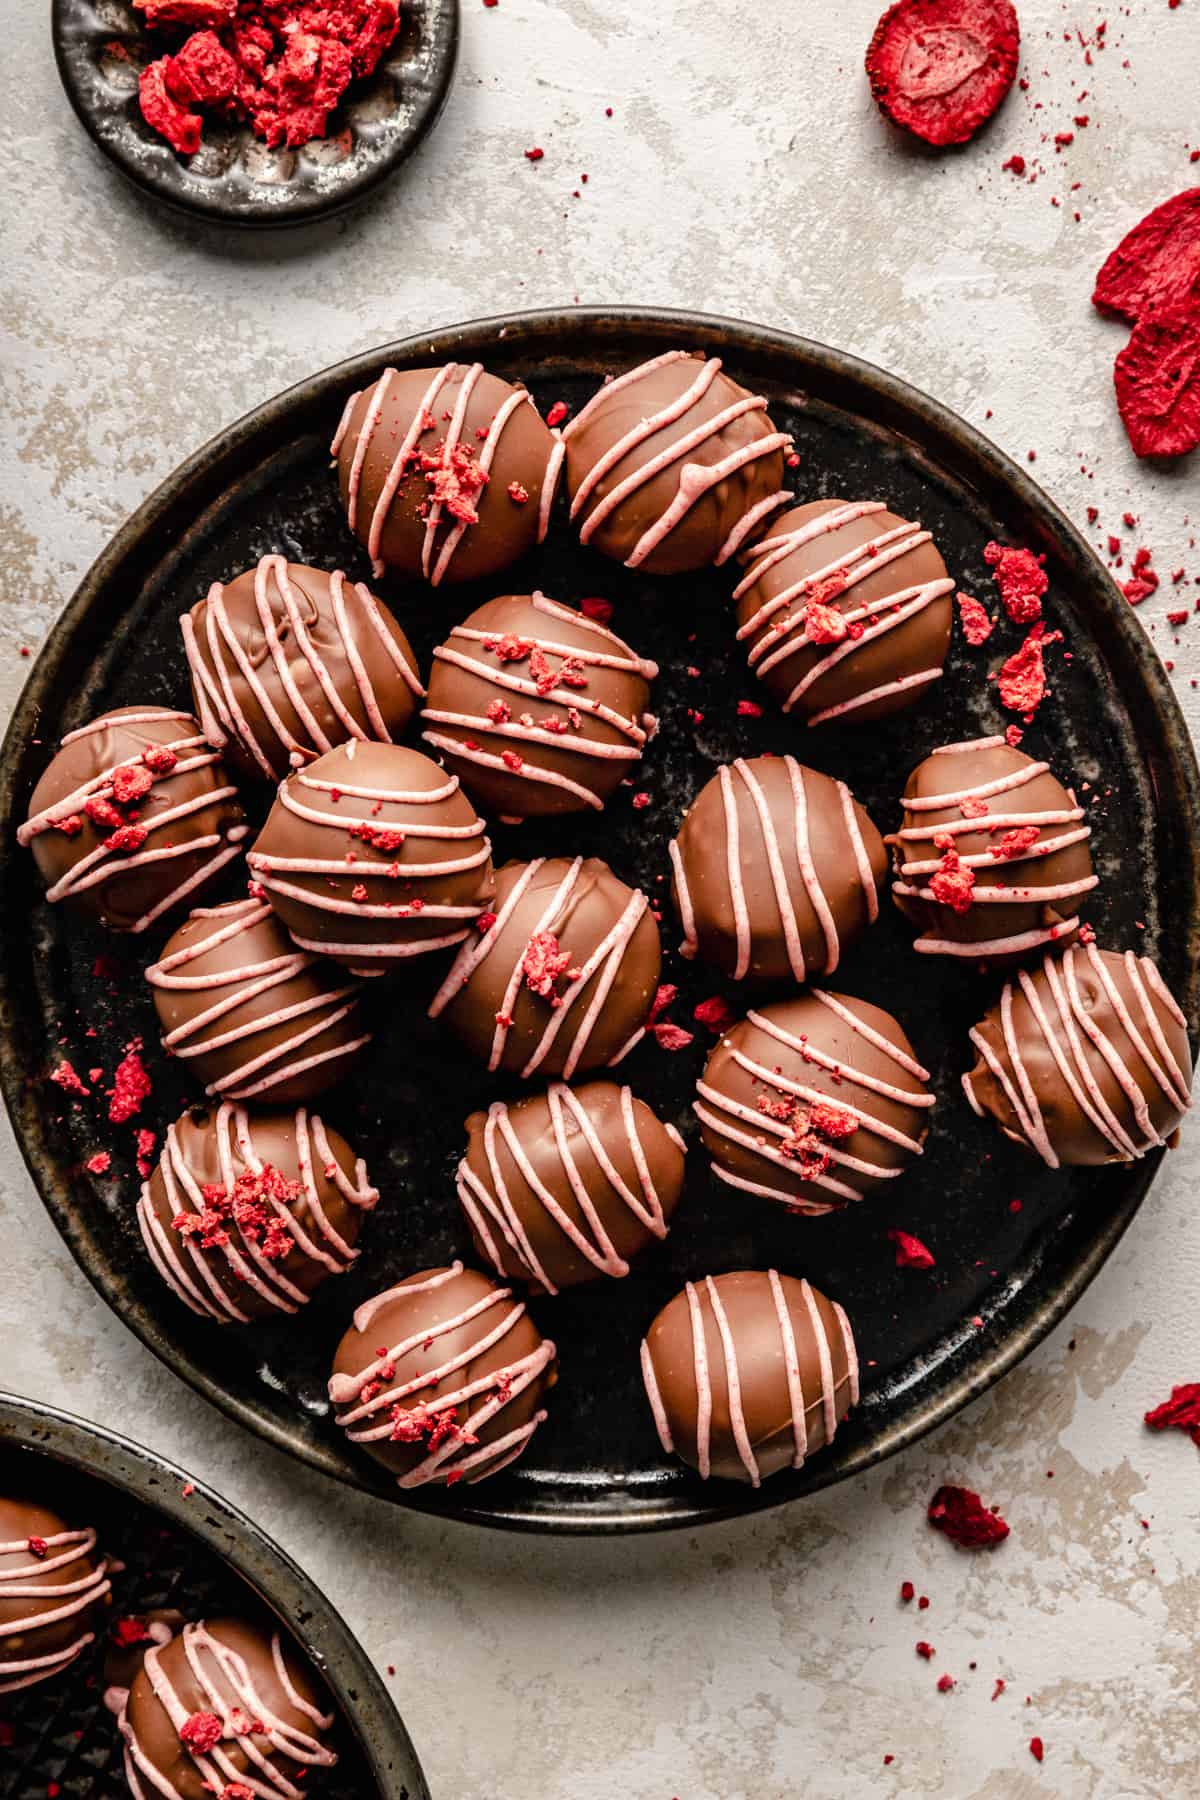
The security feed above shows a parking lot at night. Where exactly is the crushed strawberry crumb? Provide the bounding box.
[889,1228,935,1269]
[928,1483,1010,1549]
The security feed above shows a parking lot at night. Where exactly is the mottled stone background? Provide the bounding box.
[2,1,1198,1795]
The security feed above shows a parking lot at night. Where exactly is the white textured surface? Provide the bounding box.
[2,2,1200,1795]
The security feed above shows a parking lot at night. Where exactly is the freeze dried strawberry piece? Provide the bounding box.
[652,1022,695,1051]
[865,0,1020,148]
[522,932,577,1002]
[165,30,239,105]
[1092,188,1200,324]
[1144,1382,1200,1449]
[136,0,236,24]
[984,540,1048,623]
[693,994,736,1034]
[178,1711,223,1753]
[928,1482,1010,1547]
[889,1227,935,1269]
[139,59,203,155]
[579,596,612,624]
[1114,305,1200,460]
[956,590,993,645]
[930,838,975,913]
[998,622,1060,714]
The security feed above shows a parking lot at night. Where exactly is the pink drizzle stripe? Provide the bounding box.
[0,1529,111,1692]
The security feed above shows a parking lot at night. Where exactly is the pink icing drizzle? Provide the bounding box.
[0,1528,110,1693]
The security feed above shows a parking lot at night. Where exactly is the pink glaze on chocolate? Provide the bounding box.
[0,1527,111,1693]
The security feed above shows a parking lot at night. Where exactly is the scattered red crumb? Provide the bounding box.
[136,1128,158,1178]
[143,743,178,775]
[139,57,202,153]
[900,1579,915,1603]
[111,763,154,805]
[507,481,529,505]
[804,597,849,644]
[997,622,1060,714]
[631,791,651,809]
[545,400,570,429]
[1144,1382,1200,1449]
[937,1673,956,1693]
[915,1640,935,1660]
[50,1059,90,1098]
[522,932,577,1002]
[864,0,1020,147]
[578,594,611,623]
[476,911,497,934]
[888,1228,935,1269]
[984,540,1049,623]
[1093,188,1200,324]
[1114,305,1200,459]
[928,1483,1011,1548]
[181,1482,195,1498]
[648,984,679,1024]
[1004,723,1024,747]
[991,824,1041,860]
[930,837,975,913]
[104,824,149,854]
[992,1676,1006,1700]
[109,1043,152,1124]
[1002,153,1026,174]
[1121,545,1161,605]
[179,1711,223,1754]
[25,1537,48,1560]
[525,146,544,161]
[652,1022,694,1051]
[809,1101,857,1140]
[693,995,736,1034]
[960,794,989,817]
[111,1616,154,1647]
[1029,1736,1045,1763]
[1009,1197,1024,1213]
[86,1151,112,1175]
[736,698,763,717]
[500,749,524,772]
[957,590,994,645]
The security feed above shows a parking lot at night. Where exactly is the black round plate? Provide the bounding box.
[0,1392,428,1798]
[51,0,458,228]
[2,308,1197,1534]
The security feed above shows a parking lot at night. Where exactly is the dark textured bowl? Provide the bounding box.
[0,1392,429,1797]
[2,307,1197,1534]
[51,0,459,228]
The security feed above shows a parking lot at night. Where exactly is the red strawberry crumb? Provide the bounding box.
[579,595,611,622]
[960,795,990,817]
[808,1101,857,1140]
[804,597,848,643]
[507,481,529,504]
[501,750,524,772]
[937,1673,956,1693]
[1009,1198,1024,1213]
[476,911,497,933]
[693,995,735,1033]
[26,1536,48,1559]
[86,1151,112,1175]
[736,698,763,717]
[111,762,155,804]
[631,791,651,809]
[109,1044,152,1123]
[50,1060,90,1097]
[900,1580,915,1602]
[1030,1737,1045,1762]
[545,401,570,429]
[1003,153,1026,173]
[179,1711,223,1753]
[991,824,1041,859]
[524,146,544,161]
[105,824,150,853]
[181,1483,194,1498]
[997,623,1061,714]
[915,1641,935,1660]
[957,590,994,645]
[143,743,178,775]
[984,541,1049,624]
[652,1023,694,1051]
[136,1128,157,1178]
[930,838,975,913]
[928,1484,1010,1548]
[111,1616,153,1647]
[1004,724,1024,747]
[486,698,511,724]
[992,1677,1006,1700]
[1144,1382,1200,1448]
[1168,608,1190,625]
[522,932,577,1001]
[648,984,678,1023]
[888,1228,935,1269]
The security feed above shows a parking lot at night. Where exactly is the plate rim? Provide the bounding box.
[3,304,1198,1534]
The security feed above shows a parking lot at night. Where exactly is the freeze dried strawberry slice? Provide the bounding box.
[865,0,1020,148]
[1092,189,1200,324]
[1114,305,1200,460]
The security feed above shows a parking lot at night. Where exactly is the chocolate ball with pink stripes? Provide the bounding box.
[0,1497,111,1695]
[640,1270,859,1486]
[183,555,424,784]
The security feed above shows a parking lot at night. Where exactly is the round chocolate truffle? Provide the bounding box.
[247,740,494,976]
[732,499,955,725]
[668,754,887,983]
[183,555,424,783]
[458,1080,686,1293]
[119,1617,336,1800]
[17,706,247,934]
[640,1270,859,1485]
[889,735,1098,963]
[328,1262,557,1488]
[695,991,935,1213]
[964,942,1193,1167]
[421,590,658,819]
[428,855,661,1078]
[563,350,792,574]
[0,1498,110,1694]
[138,1101,378,1323]
[147,898,372,1104]
[332,362,563,586]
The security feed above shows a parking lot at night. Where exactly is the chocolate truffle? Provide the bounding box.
[563,350,792,573]
[421,591,658,819]
[138,1101,378,1323]
[328,1262,557,1488]
[119,1616,336,1800]
[183,555,424,783]
[668,754,887,983]
[0,1498,111,1693]
[247,740,494,976]
[964,943,1193,1167]
[332,362,563,585]
[428,855,661,1078]
[640,1270,859,1485]
[17,706,247,934]
[732,499,955,725]
[458,1080,686,1293]
[889,735,1098,963]
[696,992,934,1212]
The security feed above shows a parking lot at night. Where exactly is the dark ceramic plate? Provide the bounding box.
[0,1392,428,1798]
[51,0,458,228]
[2,308,1198,1534]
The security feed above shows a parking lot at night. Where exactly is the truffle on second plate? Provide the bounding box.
[640,1270,859,1485]
[0,1497,111,1694]
[17,706,247,934]
[964,942,1193,1167]
[563,350,792,573]
[247,740,494,976]
[332,362,564,585]
[422,591,658,819]
[694,991,935,1213]
[183,555,424,782]
[458,1080,686,1293]
[889,735,1098,963]
[732,499,955,726]
[138,1102,378,1323]
[329,1262,557,1488]
[118,1616,337,1800]
[428,854,661,1078]
[147,897,372,1103]
[668,754,887,983]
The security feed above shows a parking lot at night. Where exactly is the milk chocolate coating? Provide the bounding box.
[138,1103,377,1323]
[328,1264,556,1487]
[889,736,1098,965]
[147,898,372,1104]
[640,1270,859,1485]
[122,1616,336,1800]
[458,1080,687,1292]
[422,591,658,819]
[333,364,561,585]
[669,754,887,983]
[428,855,662,1079]
[695,992,935,1213]
[184,556,424,782]
[0,1497,110,1694]
[563,350,790,574]
[247,739,494,975]
[964,943,1193,1167]
[17,706,246,934]
[733,499,955,726]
